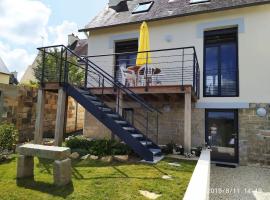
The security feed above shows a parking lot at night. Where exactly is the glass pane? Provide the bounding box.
[220,43,237,96]
[207,111,236,162]
[205,46,219,96]
[133,2,153,13]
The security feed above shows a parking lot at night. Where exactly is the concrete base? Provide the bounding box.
[53,158,71,186]
[17,155,34,178]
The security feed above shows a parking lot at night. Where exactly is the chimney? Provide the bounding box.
[68,33,79,46]
[11,71,18,79]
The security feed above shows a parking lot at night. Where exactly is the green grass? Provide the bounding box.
[0,155,196,200]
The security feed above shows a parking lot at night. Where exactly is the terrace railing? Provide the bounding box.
[85,47,200,99]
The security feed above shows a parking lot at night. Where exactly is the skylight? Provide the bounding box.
[190,0,209,4]
[132,1,154,14]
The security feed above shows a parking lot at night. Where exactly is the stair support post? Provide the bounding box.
[34,89,45,144]
[54,88,67,146]
[184,88,192,153]
[116,89,123,116]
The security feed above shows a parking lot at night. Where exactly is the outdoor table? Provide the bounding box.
[127,66,162,86]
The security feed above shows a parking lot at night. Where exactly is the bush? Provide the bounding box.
[65,136,92,150]
[65,136,132,156]
[0,123,18,151]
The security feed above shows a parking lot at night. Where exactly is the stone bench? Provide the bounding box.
[16,144,71,186]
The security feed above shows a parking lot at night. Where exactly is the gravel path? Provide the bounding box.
[210,165,270,200]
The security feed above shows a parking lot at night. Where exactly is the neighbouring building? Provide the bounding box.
[0,56,11,84]
[76,0,270,166]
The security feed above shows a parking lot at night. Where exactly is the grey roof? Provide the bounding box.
[80,0,270,31]
[0,56,10,75]
[74,39,88,56]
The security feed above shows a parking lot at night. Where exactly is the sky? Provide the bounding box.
[0,0,108,80]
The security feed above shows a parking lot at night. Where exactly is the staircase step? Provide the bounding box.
[99,107,111,112]
[115,120,128,125]
[149,148,161,155]
[107,113,119,118]
[123,127,135,131]
[85,95,98,100]
[131,134,143,138]
[91,101,103,106]
[140,141,152,146]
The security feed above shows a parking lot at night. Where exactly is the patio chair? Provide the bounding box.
[137,65,154,86]
[119,64,136,87]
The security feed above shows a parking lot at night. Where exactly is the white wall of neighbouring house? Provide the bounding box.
[0,73,10,84]
[87,4,270,104]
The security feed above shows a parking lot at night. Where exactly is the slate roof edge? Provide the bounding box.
[79,1,270,32]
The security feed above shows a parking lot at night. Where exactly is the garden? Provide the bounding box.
[0,123,196,200]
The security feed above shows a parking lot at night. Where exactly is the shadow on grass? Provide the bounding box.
[16,178,74,198]
[71,164,162,180]
[0,156,16,165]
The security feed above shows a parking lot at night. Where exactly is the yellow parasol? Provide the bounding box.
[136,21,152,66]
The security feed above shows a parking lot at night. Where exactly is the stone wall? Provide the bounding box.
[83,95,270,166]
[0,84,84,142]
[83,94,205,147]
[239,103,270,166]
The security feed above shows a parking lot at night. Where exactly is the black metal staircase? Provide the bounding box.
[37,45,163,162]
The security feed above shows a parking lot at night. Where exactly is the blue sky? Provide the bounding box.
[0,0,108,80]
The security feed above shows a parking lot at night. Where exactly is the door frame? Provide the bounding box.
[205,109,239,164]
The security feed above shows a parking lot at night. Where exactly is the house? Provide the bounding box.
[73,0,270,166]
[20,34,88,84]
[0,56,11,84]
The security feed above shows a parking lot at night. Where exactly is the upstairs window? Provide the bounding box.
[190,0,209,4]
[204,28,239,97]
[132,1,154,14]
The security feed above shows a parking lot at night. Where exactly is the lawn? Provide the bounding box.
[0,155,196,200]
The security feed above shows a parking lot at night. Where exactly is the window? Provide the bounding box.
[132,1,154,14]
[190,0,209,4]
[203,28,238,97]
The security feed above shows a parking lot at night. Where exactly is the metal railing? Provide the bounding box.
[37,45,162,144]
[85,46,200,99]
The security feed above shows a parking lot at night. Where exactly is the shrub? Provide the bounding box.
[65,136,92,150]
[0,123,18,151]
[65,136,132,156]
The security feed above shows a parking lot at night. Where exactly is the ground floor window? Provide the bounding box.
[205,109,238,164]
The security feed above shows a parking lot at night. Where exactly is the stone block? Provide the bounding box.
[53,158,71,186]
[17,155,34,178]
[17,144,71,160]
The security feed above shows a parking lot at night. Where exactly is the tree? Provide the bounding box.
[33,48,84,86]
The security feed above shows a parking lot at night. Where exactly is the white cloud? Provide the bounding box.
[0,0,86,81]
[0,42,36,80]
[48,20,86,45]
[0,0,51,45]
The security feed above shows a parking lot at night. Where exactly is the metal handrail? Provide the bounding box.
[37,45,161,113]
